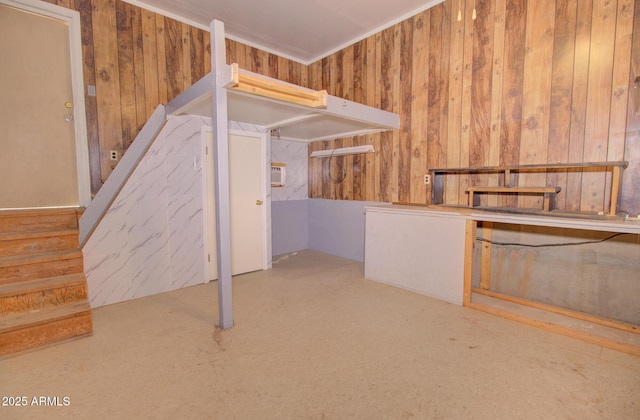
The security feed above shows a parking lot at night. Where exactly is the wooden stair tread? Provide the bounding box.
[0,208,82,217]
[0,229,78,241]
[0,249,82,268]
[0,273,86,298]
[0,301,91,332]
[466,186,561,193]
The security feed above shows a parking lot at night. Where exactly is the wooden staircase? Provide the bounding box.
[0,208,92,357]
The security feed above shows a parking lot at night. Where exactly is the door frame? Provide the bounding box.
[2,0,91,207]
[202,126,272,283]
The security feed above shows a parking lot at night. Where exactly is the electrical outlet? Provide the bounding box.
[110,150,118,161]
[424,174,431,185]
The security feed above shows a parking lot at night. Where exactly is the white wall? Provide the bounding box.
[271,139,310,255]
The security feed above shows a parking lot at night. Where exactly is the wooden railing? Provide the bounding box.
[429,161,628,216]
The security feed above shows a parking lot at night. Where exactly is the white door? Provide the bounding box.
[0,0,89,209]
[205,131,266,279]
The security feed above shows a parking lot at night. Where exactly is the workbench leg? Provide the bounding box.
[463,220,477,306]
[480,222,493,290]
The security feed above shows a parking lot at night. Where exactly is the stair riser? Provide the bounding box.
[0,235,79,258]
[0,311,92,357]
[0,257,84,285]
[0,213,78,234]
[0,284,88,316]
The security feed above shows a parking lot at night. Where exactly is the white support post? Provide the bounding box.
[211,20,234,329]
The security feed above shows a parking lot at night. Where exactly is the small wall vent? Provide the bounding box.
[271,163,286,187]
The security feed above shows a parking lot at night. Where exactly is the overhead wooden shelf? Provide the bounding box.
[166,65,399,142]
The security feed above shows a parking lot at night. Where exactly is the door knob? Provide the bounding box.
[64,102,73,109]
[65,115,74,122]
[256,200,263,206]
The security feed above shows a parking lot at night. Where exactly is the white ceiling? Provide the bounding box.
[125,0,444,64]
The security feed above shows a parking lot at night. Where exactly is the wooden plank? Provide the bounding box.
[519,0,555,209]
[445,0,465,206]
[472,288,640,335]
[459,0,475,206]
[231,72,327,108]
[437,3,451,176]
[190,28,205,83]
[391,24,401,203]
[467,298,640,356]
[488,0,507,207]
[141,9,158,120]
[500,0,527,208]
[398,19,413,204]
[621,0,640,214]
[203,27,211,74]
[428,6,444,203]
[410,10,429,205]
[581,0,617,213]
[547,0,578,211]
[606,0,635,214]
[268,54,278,79]
[155,15,168,103]
[480,221,493,290]
[566,1,593,211]
[131,6,146,138]
[277,56,289,82]
[181,22,192,89]
[92,0,123,183]
[365,35,378,202]
[430,161,628,172]
[379,26,395,202]
[116,0,136,150]
[353,40,366,201]
[463,219,477,306]
[77,0,101,193]
[164,17,182,101]
[374,32,383,201]
[467,186,560,193]
[343,46,355,200]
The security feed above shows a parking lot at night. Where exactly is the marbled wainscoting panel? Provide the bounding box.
[271,139,308,202]
[165,116,208,289]
[84,116,210,307]
[128,130,172,300]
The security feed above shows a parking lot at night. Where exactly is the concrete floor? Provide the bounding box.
[1,250,638,419]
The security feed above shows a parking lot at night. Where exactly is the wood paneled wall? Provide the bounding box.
[45,0,306,194]
[308,0,640,215]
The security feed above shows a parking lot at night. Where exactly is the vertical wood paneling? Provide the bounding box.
[365,35,378,202]
[116,0,135,150]
[398,19,413,203]
[155,15,168,104]
[92,0,123,182]
[77,0,101,193]
[181,23,192,90]
[446,0,466,206]
[566,1,593,211]
[621,0,640,214]
[487,0,506,207]
[410,10,430,204]
[458,0,476,205]
[606,0,634,210]
[547,0,578,210]
[140,9,158,120]
[581,0,618,212]
[470,0,495,207]
[519,0,556,209]
[131,7,146,135]
[499,0,527,208]
[49,0,640,212]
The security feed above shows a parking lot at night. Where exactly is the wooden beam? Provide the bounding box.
[480,222,493,290]
[227,64,328,108]
[462,219,477,306]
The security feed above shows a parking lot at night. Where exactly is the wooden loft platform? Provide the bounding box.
[430,161,629,217]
